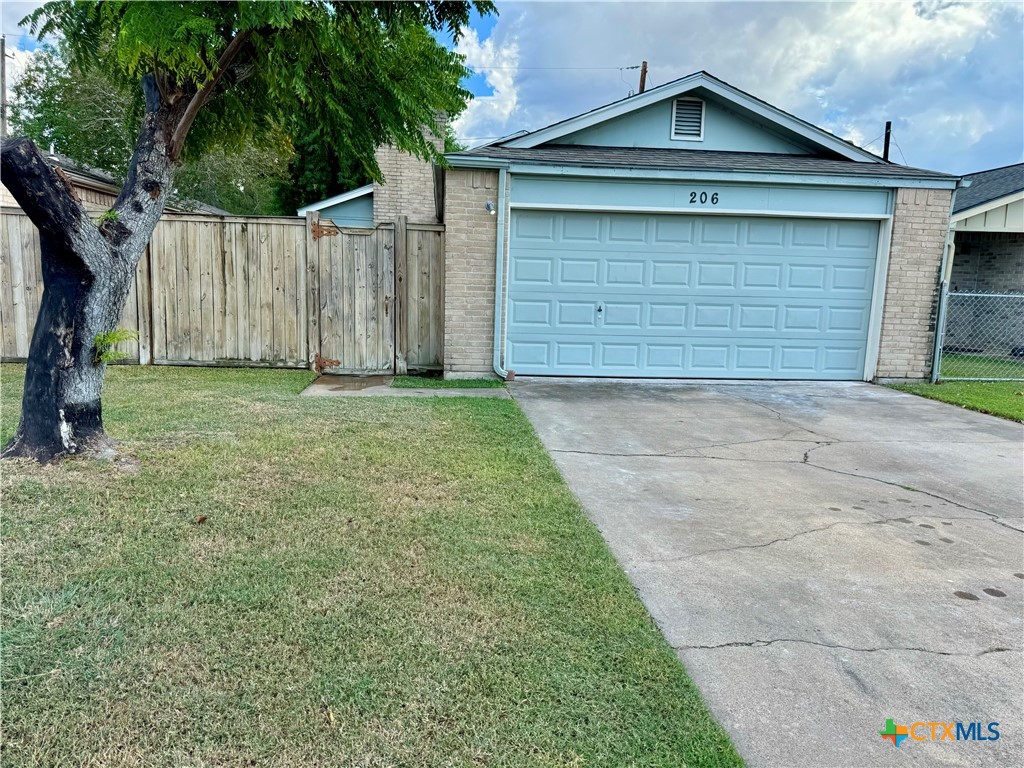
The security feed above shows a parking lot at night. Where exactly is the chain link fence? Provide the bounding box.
[937,291,1024,380]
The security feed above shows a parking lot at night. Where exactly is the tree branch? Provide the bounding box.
[0,137,102,262]
[168,30,253,161]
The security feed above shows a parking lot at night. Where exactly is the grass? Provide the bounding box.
[939,352,1024,380]
[0,364,741,768]
[391,375,506,389]
[889,380,1024,422]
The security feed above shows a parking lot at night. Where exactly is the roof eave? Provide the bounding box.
[445,155,958,189]
[296,184,374,215]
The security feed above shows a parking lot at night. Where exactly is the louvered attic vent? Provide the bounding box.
[672,98,704,140]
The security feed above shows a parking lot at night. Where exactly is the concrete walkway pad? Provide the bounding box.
[301,375,510,398]
[511,379,1023,768]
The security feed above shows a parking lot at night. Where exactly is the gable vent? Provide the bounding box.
[672,98,704,140]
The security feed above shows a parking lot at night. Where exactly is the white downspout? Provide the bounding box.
[492,166,511,380]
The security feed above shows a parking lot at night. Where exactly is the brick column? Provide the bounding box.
[442,168,499,378]
[875,188,953,380]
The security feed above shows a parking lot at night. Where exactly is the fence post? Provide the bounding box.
[930,281,949,383]
[394,215,408,375]
[305,211,322,371]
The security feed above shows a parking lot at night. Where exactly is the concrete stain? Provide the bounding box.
[983,588,1007,598]
[954,591,980,600]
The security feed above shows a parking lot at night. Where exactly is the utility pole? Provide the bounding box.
[882,120,892,161]
[1,36,7,139]
[639,60,648,94]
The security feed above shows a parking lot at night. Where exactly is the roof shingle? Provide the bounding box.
[952,164,1024,213]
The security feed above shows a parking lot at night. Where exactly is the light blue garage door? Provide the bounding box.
[506,211,880,379]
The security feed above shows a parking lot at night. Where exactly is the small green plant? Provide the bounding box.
[93,329,139,365]
[97,209,119,224]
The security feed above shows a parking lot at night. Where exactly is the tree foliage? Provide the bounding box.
[9,42,293,214]
[26,1,491,177]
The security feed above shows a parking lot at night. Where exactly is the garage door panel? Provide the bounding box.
[507,211,879,379]
[507,337,868,378]
[510,293,872,339]
[511,253,874,297]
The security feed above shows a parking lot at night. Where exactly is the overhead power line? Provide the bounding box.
[466,64,640,71]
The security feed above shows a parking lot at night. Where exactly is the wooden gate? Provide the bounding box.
[309,220,396,373]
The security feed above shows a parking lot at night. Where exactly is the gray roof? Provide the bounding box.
[454,144,955,180]
[952,163,1024,213]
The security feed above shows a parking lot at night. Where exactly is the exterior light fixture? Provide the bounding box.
[485,200,496,215]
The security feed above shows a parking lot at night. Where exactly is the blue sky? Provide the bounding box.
[4,1,1021,175]
[449,1,1024,174]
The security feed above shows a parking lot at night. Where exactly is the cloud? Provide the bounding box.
[456,0,1022,173]
[452,25,520,144]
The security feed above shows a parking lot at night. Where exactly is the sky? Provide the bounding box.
[448,0,1024,174]
[4,0,1022,175]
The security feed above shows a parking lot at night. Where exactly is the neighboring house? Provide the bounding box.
[310,71,962,382]
[941,163,1024,360]
[948,163,1023,293]
[0,150,231,215]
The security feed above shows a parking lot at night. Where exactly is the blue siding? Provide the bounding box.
[511,176,891,217]
[550,94,815,153]
[506,210,880,380]
[320,194,374,228]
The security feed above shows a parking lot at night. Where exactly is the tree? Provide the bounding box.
[273,119,371,215]
[11,41,293,215]
[1,0,494,462]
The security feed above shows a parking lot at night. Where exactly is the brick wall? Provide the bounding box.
[875,188,953,380]
[950,231,1024,293]
[443,168,500,378]
[372,114,445,225]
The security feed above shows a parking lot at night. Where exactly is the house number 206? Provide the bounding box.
[689,191,719,205]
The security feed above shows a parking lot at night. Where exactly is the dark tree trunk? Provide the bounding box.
[1,76,187,462]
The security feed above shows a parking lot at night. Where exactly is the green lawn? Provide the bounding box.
[890,380,1024,422]
[392,375,506,389]
[0,364,740,768]
[940,352,1024,380]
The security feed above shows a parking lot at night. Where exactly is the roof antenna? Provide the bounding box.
[883,120,892,161]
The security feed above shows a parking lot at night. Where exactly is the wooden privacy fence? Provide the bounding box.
[0,208,444,373]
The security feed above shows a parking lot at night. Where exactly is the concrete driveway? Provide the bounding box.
[510,379,1023,768]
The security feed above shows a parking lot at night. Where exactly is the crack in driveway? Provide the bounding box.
[550,435,1020,535]
[677,638,1021,657]
[641,514,996,563]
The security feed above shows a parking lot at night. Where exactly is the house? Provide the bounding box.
[310,71,962,381]
[940,163,1023,364]
[0,150,231,215]
[948,163,1023,293]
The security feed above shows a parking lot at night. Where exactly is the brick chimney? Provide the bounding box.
[372,112,446,225]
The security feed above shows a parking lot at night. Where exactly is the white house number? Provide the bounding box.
[689,191,720,205]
